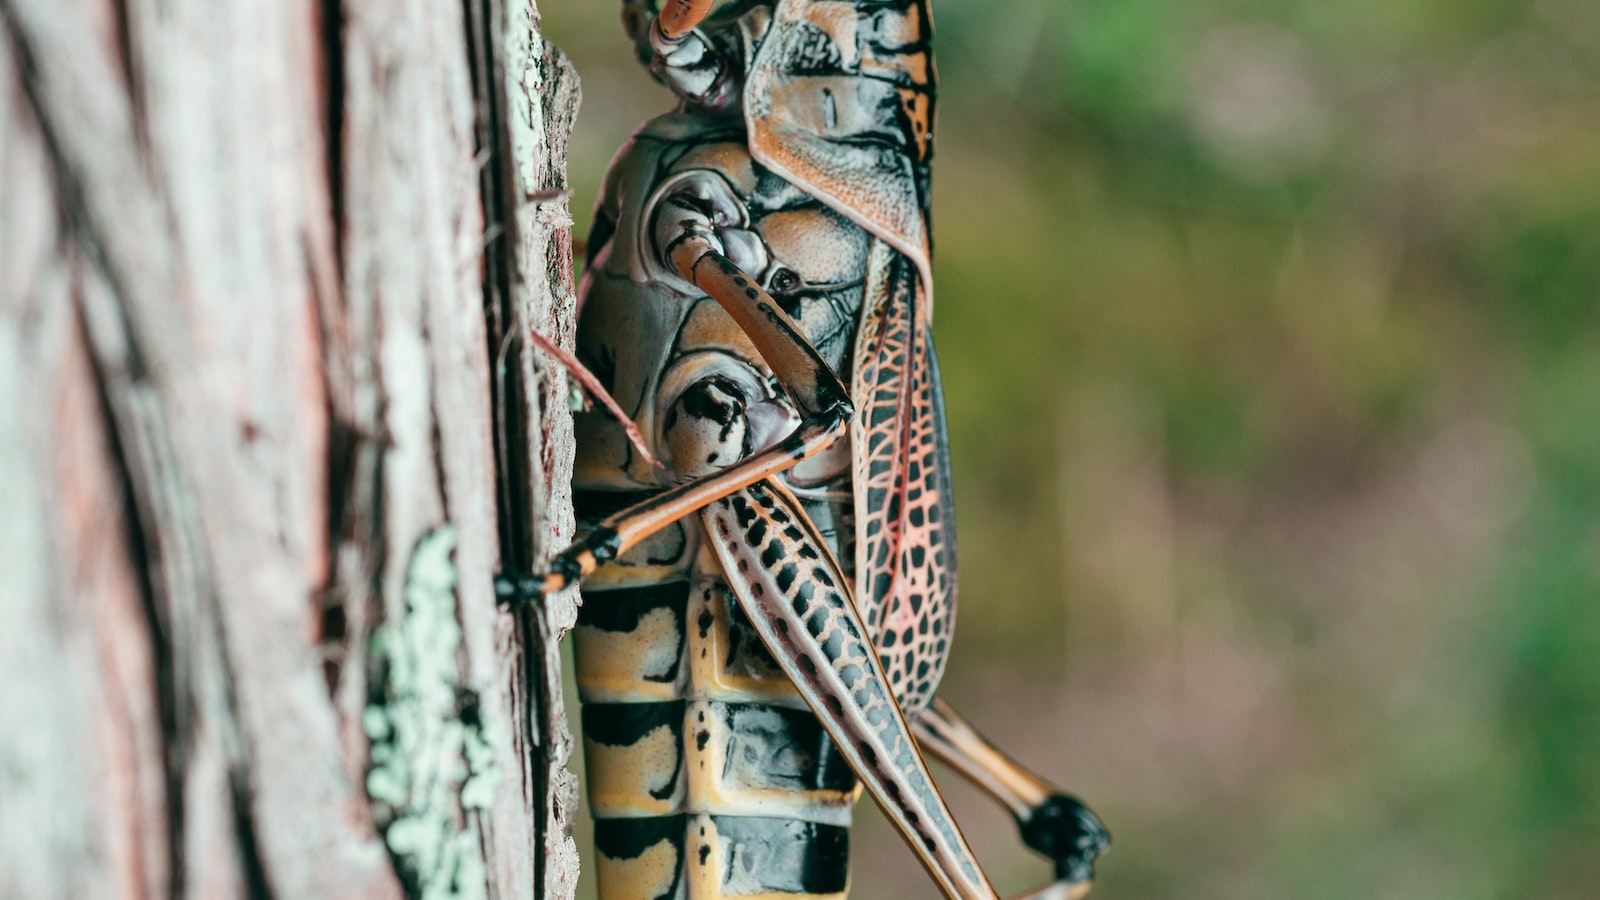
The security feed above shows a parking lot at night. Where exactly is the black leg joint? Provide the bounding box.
[1017,793,1111,884]
[494,570,543,607]
[549,553,584,587]
[497,527,622,606]
[589,525,622,563]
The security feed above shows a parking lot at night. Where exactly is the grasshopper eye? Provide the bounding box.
[768,268,801,294]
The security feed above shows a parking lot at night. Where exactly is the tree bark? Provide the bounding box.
[0,0,581,896]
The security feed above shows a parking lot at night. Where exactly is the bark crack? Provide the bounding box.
[73,286,186,900]
[320,0,346,274]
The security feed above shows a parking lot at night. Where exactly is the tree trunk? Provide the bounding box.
[0,0,581,896]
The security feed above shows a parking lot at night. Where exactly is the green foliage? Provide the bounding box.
[926,2,1600,895]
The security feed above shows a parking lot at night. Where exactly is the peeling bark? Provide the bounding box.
[0,0,581,896]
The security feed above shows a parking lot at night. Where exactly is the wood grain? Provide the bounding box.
[0,0,580,895]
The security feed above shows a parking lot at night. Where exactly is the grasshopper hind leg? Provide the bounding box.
[700,479,999,900]
[662,369,1003,896]
[913,699,1110,899]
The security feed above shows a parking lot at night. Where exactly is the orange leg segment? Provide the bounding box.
[655,0,715,40]
[913,700,1110,899]
[529,409,847,593]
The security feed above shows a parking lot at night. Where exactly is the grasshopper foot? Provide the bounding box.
[496,525,621,605]
[1018,793,1111,887]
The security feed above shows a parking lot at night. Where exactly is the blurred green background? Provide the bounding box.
[545,1,1600,897]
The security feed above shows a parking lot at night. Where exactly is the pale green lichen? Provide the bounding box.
[365,525,504,900]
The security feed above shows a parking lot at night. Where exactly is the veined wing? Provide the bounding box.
[851,238,956,715]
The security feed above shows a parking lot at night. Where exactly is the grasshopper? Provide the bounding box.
[512,1,1109,896]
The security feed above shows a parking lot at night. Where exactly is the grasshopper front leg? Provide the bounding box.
[623,0,740,109]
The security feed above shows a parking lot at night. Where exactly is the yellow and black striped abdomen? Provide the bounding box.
[575,545,862,900]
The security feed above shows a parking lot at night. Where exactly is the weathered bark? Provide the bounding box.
[0,0,580,896]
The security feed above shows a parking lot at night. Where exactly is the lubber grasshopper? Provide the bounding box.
[505,0,1109,896]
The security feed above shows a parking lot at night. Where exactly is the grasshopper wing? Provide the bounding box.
[850,240,957,714]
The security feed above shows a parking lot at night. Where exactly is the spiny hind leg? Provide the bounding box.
[912,699,1110,899]
[702,479,997,900]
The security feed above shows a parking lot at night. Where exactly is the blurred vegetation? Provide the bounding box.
[546,1,1600,897]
